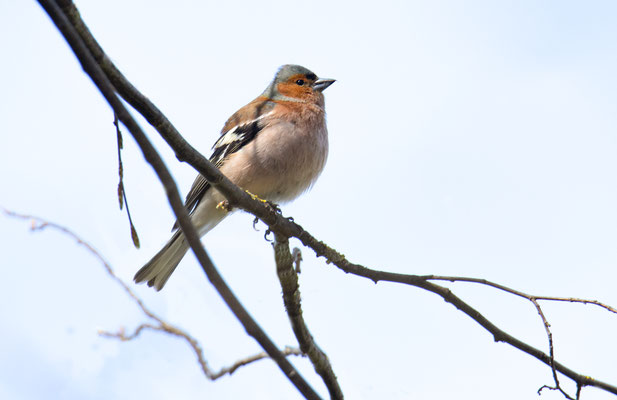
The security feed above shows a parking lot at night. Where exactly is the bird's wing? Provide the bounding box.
[171,110,271,230]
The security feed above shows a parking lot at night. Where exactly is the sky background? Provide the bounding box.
[1,1,617,399]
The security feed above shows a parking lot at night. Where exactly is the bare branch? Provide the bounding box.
[35,2,321,398]
[420,275,616,397]
[422,275,617,314]
[99,324,304,380]
[531,298,573,399]
[3,208,304,381]
[210,347,305,380]
[273,234,343,399]
[2,207,157,319]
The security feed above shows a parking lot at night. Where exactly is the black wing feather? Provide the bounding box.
[171,120,262,230]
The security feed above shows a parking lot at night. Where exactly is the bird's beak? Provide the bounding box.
[313,78,336,92]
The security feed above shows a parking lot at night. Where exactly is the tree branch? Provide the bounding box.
[100,324,304,381]
[312,249,617,396]
[273,234,343,399]
[35,2,321,398]
[423,275,617,314]
[420,275,616,398]
[209,347,304,380]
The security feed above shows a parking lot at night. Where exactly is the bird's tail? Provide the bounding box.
[134,230,189,291]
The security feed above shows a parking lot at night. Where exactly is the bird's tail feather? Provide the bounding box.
[134,230,189,291]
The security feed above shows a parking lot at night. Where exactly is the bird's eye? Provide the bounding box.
[295,79,305,86]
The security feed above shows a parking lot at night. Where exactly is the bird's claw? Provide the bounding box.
[264,228,273,242]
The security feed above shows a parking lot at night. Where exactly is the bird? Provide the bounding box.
[134,64,335,291]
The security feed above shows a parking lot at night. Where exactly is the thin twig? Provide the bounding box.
[273,234,344,399]
[210,347,304,380]
[2,208,304,381]
[3,207,157,319]
[114,113,140,248]
[100,324,304,380]
[36,2,320,398]
[531,298,573,399]
[422,275,617,314]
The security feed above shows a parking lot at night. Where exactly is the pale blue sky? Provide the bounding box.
[1,1,616,399]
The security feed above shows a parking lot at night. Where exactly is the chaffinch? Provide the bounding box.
[135,64,335,290]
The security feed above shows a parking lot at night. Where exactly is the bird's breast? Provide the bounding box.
[220,117,328,202]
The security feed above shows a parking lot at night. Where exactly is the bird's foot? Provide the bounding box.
[245,190,268,203]
[216,200,232,212]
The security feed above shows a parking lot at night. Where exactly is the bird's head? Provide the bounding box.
[263,64,335,103]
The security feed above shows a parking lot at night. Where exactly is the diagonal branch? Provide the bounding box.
[421,274,616,398]
[35,1,321,399]
[273,234,344,399]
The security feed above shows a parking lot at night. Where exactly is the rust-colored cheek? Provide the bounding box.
[277,82,312,100]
